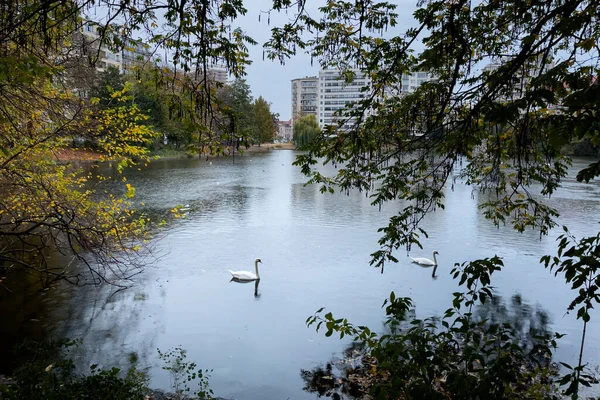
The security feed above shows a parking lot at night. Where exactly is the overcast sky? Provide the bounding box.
[236,0,420,120]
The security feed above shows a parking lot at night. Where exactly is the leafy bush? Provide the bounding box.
[157,347,213,399]
[303,257,566,399]
[0,341,214,400]
[0,356,149,400]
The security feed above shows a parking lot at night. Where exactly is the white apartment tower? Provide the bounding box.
[80,22,122,72]
[121,41,152,73]
[401,71,435,94]
[317,69,371,130]
[482,56,552,101]
[291,69,434,131]
[291,76,318,122]
[80,21,151,73]
[190,65,229,84]
[203,64,229,83]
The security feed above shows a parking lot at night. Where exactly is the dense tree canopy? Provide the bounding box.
[0,0,283,285]
[217,81,278,146]
[265,0,600,397]
[276,0,600,252]
[0,0,257,285]
[218,78,255,147]
[293,114,320,148]
[253,96,277,144]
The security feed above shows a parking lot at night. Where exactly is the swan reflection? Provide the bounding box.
[230,277,261,299]
[412,261,439,279]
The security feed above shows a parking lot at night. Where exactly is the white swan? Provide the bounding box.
[410,251,439,278]
[410,251,440,279]
[229,258,262,281]
[410,251,439,266]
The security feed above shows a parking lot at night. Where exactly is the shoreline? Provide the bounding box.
[54,143,296,163]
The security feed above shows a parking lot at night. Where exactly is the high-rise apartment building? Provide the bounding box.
[401,71,435,94]
[291,69,434,132]
[482,56,551,101]
[291,76,318,122]
[197,64,228,83]
[208,65,228,83]
[317,69,371,129]
[121,41,152,73]
[79,21,151,73]
[80,22,122,72]
[189,65,229,84]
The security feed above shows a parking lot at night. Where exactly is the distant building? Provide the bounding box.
[187,65,228,85]
[79,21,151,74]
[207,64,228,83]
[121,40,152,73]
[277,119,293,142]
[317,69,371,130]
[291,68,435,132]
[401,71,435,94]
[482,56,552,101]
[79,22,122,72]
[291,76,318,123]
[193,64,228,84]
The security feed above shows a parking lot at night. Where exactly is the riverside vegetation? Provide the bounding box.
[0,340,213,400]
[1,0,600,399]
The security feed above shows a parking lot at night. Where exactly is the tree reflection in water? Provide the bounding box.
[300,294,554,399]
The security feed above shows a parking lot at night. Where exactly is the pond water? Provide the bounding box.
[2,150,600,399]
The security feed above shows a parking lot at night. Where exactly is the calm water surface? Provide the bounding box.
[12,151,600,398]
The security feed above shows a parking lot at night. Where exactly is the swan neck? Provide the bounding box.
[433,252,438,265]
[255,260,260,279]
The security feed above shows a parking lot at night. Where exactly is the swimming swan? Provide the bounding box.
[410,251,439,278]
[410,251,439,267]
[229,258,262,281]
